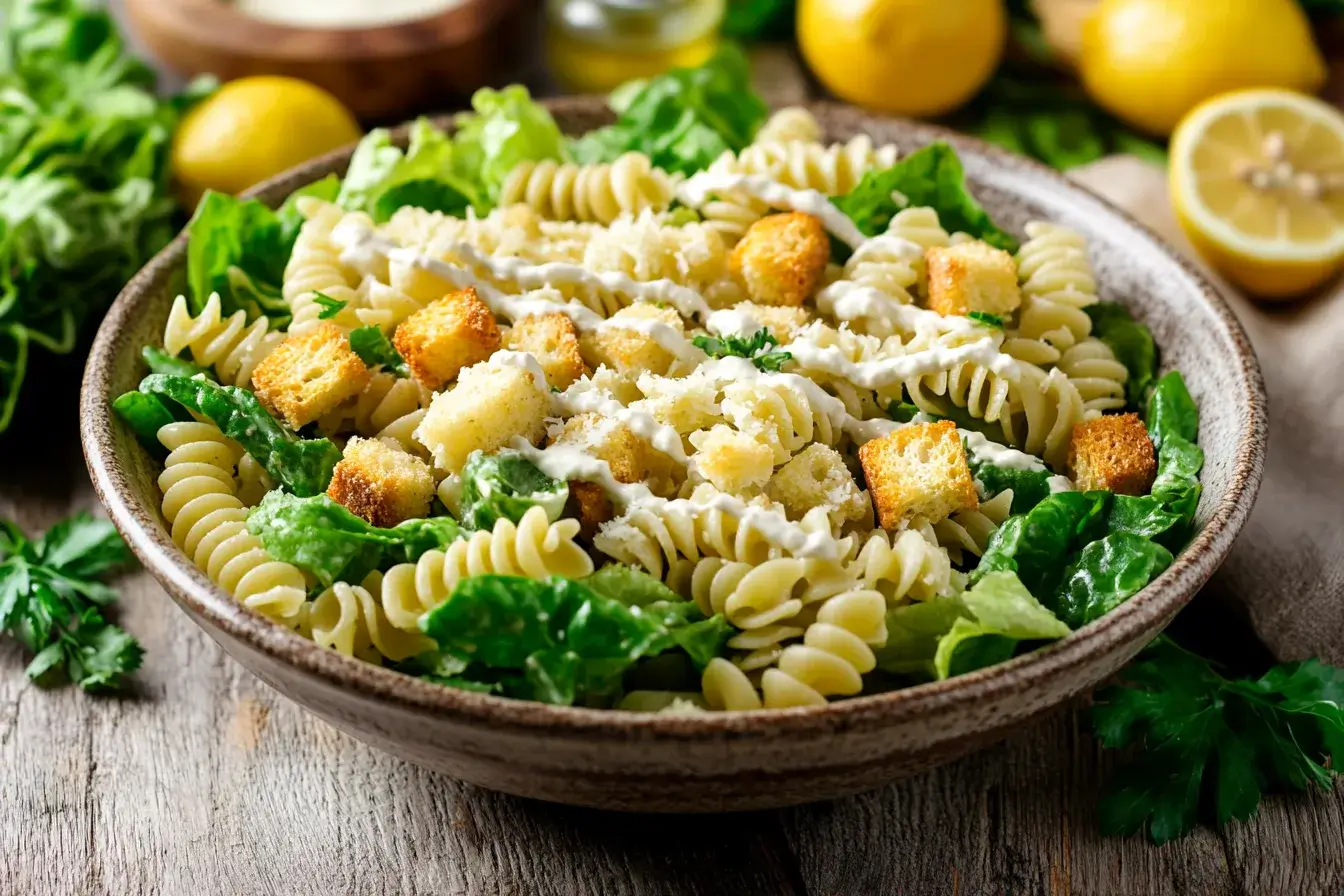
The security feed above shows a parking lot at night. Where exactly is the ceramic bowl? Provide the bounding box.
[80,99,1267,812]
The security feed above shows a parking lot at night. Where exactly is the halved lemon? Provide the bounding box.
[1170,89,1344,299]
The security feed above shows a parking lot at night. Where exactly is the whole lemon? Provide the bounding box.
[1080,0,1326,137]
[798,0,1007,118]
[172,76,361,208]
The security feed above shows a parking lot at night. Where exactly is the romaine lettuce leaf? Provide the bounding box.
[581,563,683,607]
[973,490,1111,596]
[453,86,568,204]
[348,326,409,376]
[833,143,1018,253]
[337,120,476,221]
[874,597,970,679]
[970,457,1053,514]
[1145,372,1204,538]
[458,450,569,529]
[568,45,767,177]
[138,374,341,497]
[246,491,462,586]
[1052,532,1173,628]
[419,575,730,706]
[931,572,1071,680]
[185,191,291,323]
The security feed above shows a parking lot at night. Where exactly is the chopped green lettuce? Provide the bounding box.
[453,87,568,204]
[348,326,409,377]
[580,564,683,607]
[246,491,463,586]
[419,575,731,706]
[138,374,341,497]
[1052,533,1173,628]
[973,490,1110,595]
[568,45,767,177]
[833,143,1018,254]
[1145,372,1204,539]
[934,572,1071,679]
[458,451,569,529]
[970,457,1052,515]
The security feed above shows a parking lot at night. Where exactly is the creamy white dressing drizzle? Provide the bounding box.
[1048,475,1075,493]
[676,172,867,249]
[815,282,986,340]
[445,240,712,322]
[786,329,1019,389]
[705,308,762,339]
[510,438,844,561]
[489,350,550,392]
[553,387,690,464]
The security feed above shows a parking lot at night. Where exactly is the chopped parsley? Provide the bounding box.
[313,291,348,320]
[692,328,792,372]
[968,311,1005,329]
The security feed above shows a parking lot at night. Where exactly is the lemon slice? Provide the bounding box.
[1170,89,1344,299]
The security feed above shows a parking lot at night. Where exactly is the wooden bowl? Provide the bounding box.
[80,99,1268,812]
[123,0,533,120]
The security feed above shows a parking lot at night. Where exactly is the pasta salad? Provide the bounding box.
[113,51,1204,712]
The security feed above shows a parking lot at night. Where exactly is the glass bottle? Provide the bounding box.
[546,0,725,94]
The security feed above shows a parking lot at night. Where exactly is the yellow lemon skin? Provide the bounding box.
[172,76,361,209]
[1173,185,1342,300]
[1080,0,1326,138]
[798,0,1006,119]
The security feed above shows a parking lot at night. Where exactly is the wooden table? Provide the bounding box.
[4,21,1344,896]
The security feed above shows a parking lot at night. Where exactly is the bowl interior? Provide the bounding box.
[82,100,1266,734]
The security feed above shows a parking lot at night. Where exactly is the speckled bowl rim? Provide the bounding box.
[81,99,1267,742]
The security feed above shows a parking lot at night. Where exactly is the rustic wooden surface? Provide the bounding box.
[4,17,1344,895]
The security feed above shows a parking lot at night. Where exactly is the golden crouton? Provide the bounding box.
[327,436,434,527]
[768,443,867,525]
[925,241,1022,318]
[688,425,774,494]
[729,212,830,307]
[413,356,550,474]
[729,302,814,344]
[1068,413,1157,496]
[503,313,588,390]
[858,420,978,529]
[251,322,371,429]
[555,414,660,534]
[579,304,684,376]
[393,287,501,391]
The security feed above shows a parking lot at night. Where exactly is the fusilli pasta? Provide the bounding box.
[499,153,680,225]
[163,293,284,388]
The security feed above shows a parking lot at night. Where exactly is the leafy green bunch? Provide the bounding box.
[0,513,141,690]
[0,0,212,433]
[692,327,792,371]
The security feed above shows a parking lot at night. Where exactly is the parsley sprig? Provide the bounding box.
[0,514,142,691]
[312,291,348,320]
[692,328,792,372]
[968,311,1005,329]
[1094,636,1344,843]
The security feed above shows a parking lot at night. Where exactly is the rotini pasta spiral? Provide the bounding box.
[1010,222,1098,360]
[316,371,433,449]
[499,153,680,225]
[702,587,888,709]
[754,107,823,144]
[235,453,274,508]
[283,200,364,335]
[688,556,853,670]
[594,487,808,578]
[846,527,952,602]
[309,573,434,663]
[162,293,284,388]
[905,358,1017,443]
[1056,338,1128,417]
[726,136,899,196]
[721,376,842,463]
[933,489,1015,565]
[157,421,307,625]
[378,506,593,627]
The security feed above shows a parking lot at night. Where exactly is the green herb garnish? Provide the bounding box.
[968,311,1005,329]
[313,291,348,320]
[1094,637,1344,843]
[349,327,410,377]
[692,328,792,372]
[0,513,141,690]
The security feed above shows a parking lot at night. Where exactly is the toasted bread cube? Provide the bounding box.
[925,242,1021,318]
[555,413,660,534]
[413,356,550,474]
[327,436,434,527]
[729,302,814,344]
[579,304,684,376]
[393,287,501,391]
[688,425,774,494]
[252,322,371,429]
[729,212,830,307]
[503,312,587,390]
[1068,413,1157,496]
[859,420,978,529]
[768,444,867,525]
